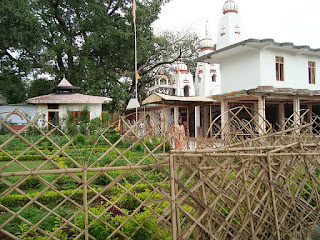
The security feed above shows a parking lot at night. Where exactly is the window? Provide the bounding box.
[275,56,284,81]
[48,104,59,109]
[183,86,190,97]
[308,61,316,84]
[212,74,217,82]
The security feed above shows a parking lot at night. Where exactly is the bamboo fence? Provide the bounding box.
[0,107,319,239]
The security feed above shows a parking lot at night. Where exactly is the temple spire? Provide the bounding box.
[216,0,242,50]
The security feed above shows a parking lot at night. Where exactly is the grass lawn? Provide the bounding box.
[0,160,55,172]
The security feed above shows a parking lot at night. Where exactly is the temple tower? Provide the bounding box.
[195,36,221,97]
[216,0,242,50]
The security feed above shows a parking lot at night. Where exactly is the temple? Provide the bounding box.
[142,0,320,139]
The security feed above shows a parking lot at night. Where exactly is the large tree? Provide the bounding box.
[0,0,198,110]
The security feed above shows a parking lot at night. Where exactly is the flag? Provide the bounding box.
[136,71,140,83]
[132,0,136,23]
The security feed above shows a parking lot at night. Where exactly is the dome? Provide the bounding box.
[200,38,214,51]
[223,0,238,14]
[176,62,188,73]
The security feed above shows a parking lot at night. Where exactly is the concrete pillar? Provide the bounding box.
[221,100,229,139]
[195,106,200,139]
[174,107,179,125]
[257,96,266,134]
[278,103,285,130]
[293,96,300,128]
[203,106,210,137]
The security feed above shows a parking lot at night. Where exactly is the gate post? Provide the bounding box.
[83,163,89,240]
[170,154,177,240]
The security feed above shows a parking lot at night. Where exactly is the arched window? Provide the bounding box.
[212,74,217,82]
[184,85,190,97]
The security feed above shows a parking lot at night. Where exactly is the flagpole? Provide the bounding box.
[133,0,138,121]
[134,19,138,121]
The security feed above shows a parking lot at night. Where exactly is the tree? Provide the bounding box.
[0,0,43,103]
[27,78,56,98]
[0,0,199,110]
[134,30,199,100]
[0,70,27,104]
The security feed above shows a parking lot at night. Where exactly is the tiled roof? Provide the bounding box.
[26,93,112,104]
[57,78,73,87]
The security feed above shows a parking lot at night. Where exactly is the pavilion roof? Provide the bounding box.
[26,93,112,104]
[142,93,215,106]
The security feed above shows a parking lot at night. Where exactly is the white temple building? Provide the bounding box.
[144,0,320,140]
[143,0,244,138]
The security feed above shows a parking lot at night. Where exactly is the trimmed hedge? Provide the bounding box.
[0,187,103,207]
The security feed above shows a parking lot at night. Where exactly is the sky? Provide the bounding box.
[153,0,320,49]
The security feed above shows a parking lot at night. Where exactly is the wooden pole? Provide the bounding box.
[163,101,166,153]
[196,126,201,149]
[83,163,89,240]
[210,104,213,138]
[144,106,146,155]
[187,107,190,149]
[170,155,177,240]
[134,10,138,121]
[267,153,281,240]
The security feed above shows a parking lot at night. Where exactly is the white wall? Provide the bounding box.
[260,49,320,90]
[220,49,261,93]
[217,12,243,50]
[0,104,37,124]
[35,103,103,129]
[196,63,222,97]
[173,72,196,97]
[58,104,102,121]
[219,47,320,94]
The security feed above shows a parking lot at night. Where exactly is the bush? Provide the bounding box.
[134,143,144,151]
[75,134,85,145]
[0,188,102,207]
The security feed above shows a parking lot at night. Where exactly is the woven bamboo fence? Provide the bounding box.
[0,107,320,239]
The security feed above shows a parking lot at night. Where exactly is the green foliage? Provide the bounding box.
[72,193,170,239]
[135,143,144,151]
[0,0,198,108]
[0,72,27,104]
[105,126,121,144]
[27,78,56,98]
[75,134,85,145]
[144,139,155,150]
[0,188,101,207]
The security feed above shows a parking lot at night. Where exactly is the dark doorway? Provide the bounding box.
[48,111,59,128]
[184,86,190,97]
[266,104,278,129]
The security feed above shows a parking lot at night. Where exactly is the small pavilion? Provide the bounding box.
[26,78,112,128]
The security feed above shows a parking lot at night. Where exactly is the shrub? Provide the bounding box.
[134,143,144,151]
[144,139,155,151]
[0,188,102,207]
[75,134,85,145]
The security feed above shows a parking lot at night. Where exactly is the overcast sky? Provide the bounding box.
[153,0,320,49]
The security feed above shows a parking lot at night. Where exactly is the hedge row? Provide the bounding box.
[0,147,111,162]
[0,187,102,207]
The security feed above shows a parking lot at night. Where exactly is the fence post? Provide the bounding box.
[267,153,281,240]
[170,154,177,240]
[196,126,201,149]
[83,163,89,240]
